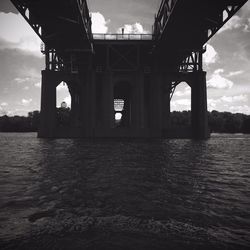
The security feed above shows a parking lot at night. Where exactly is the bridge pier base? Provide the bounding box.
[190,71,210,139]
[80,70,97,137]
[102,72,114,129]
[38,69,209,139]
[162,75,171,136]
[38,70,57,138]
[132,71,145,129]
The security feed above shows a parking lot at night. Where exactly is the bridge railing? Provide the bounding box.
[93,33,154,40]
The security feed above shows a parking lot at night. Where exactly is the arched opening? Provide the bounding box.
[170,81,191,133]
[114,82,131,128]
[56,81,71,127]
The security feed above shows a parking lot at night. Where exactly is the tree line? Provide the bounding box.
[170,110,250,133]
[0,109,249,133]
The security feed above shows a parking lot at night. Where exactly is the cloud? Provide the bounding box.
[0,13,41,55]
[208,98,220,110]
[171,98,191,111]
[208,95,249,112]
[34,82,41,88]
[214,68,224,74]
[203,44,218,65]
[207,69,234,89]
[22,98,32,106]
[217,12,250,33]
[227,70,244,77]
[63,96,71,107]
[0,0,18,14]
[117,22,148,34]
[175,87,191,97]
[218,15,242,33]
[221,95,248,103]
[243,18,250,32]
[0,47,43,103]
[91,12,109,33]
[14,77,30,84]
[229,105,250,114]
[242,43,250,61]
[172,99,191,106]
[1,102,8,106]
[7,108,31,116]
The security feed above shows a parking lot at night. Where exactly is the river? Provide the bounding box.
[0,133,249,249]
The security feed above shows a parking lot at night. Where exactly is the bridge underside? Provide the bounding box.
[11,0,247,139]
[38,41,209,139]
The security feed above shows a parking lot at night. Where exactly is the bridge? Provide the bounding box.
[11,0,248,139]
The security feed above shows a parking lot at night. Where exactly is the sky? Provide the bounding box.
[0,0,250,116]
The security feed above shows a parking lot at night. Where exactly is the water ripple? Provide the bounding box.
[0,133,250,249]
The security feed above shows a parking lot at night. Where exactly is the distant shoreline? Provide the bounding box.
[0,110,250,134]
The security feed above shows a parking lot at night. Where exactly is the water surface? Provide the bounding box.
[0,133,249,249]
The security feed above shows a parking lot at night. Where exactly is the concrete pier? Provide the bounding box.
[38,43,210,139]
[38,68,209,139]
[190,71,209,139]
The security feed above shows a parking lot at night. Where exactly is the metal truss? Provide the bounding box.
[10,0,93,42]
[153,0,178,40]
[77,0,93,41]
[169,80,182,101]
[41,45,64,72]
[41,46,85,73]
[10,0,43,40]
[178,48,206,73]
[11,0,93,73]
[169,48,205,100]
[205,1,247,41]
[108,45,140,71]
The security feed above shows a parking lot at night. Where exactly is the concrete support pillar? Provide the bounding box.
[191,71,210,139]
[150,73,162,132]
[132,71,145,128]
[81,70,96,137]
[68,83,80,128]
[38,70,57,138]
[87,70,96,136]
[162,76,171,131]
[102,72,114,128]
[69,86,76,126]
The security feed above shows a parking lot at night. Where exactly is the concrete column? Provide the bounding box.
[79,73,87,135]
[131,72,144,128]
[38,70,57,138]
[143,76,150,129]
[88,70,96,135]
[191,71,210,139]
[102,71,114,128]
[135,71,145,128]
[68,83,80,128]
[149,72,162,131]
[80,70,96,137]
[162,76,171,131]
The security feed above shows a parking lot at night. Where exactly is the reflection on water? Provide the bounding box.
[0,133,249,249]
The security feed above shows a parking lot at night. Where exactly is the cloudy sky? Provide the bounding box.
[0,0,249,116]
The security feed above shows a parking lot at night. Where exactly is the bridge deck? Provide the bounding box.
[154,0,248,69]
[11,0,248,72]
[11,0,92,51]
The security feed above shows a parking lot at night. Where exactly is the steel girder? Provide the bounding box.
[10,0,93,73]
[153,0,248,73]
